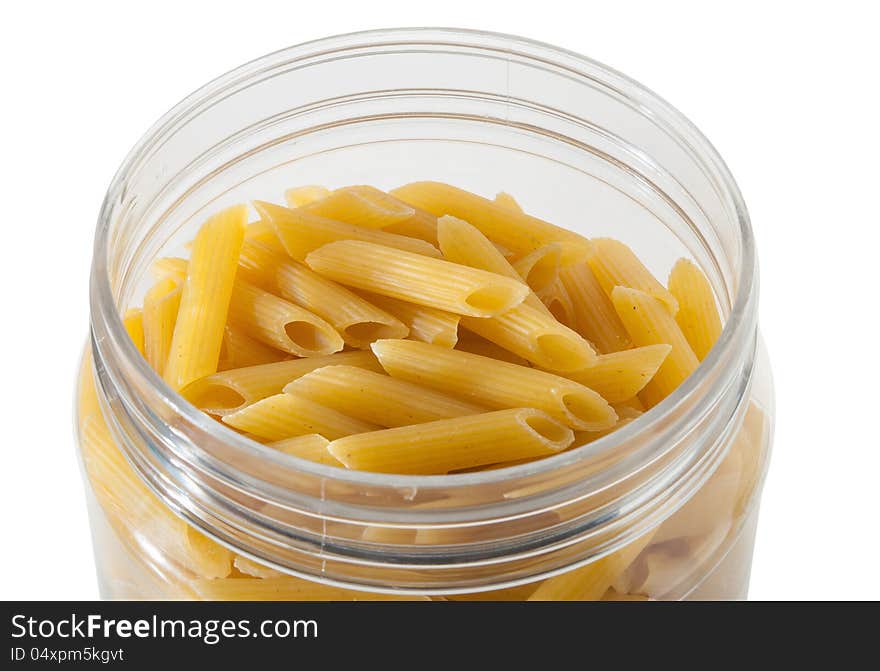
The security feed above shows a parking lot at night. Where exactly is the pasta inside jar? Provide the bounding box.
[77,29,773,601]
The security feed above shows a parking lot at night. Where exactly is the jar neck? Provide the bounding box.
[88,28,758,592]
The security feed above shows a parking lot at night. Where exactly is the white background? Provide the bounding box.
[2,1,877,600]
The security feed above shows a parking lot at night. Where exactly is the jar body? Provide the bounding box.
[79,29,772,600]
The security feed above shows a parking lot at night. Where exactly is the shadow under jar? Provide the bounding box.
[76,28,773,600]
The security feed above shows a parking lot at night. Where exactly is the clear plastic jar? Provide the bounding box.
[76,28,773,600]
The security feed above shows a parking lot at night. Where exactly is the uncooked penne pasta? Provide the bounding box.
[255,201,441,261]
[191,576,427,601]
[123,308,145,355]
[164,205,246,390]
[355,291,460,348]
[455,329,530,365]
[284,184,330,208]
[611,287,700,407]
[668,258,723,361]
[223,393,379,441]
[511,243,562,294]
[587,238,678,315]
[562,344,671,403]
[182,351,382,416]
[218,326,288,370]
[237,237,284,289]
[227,279,344,357]
[392,181,592,264]
[559,262,631,353]
[305,240,529,318]
[328,408,573,474]
[243,220,286,253]
[276,260,408,348]
[284,365,485,427]
[539,278,577,328]
[142,278,182,376]
[150,256,188,282]
[301,185,438,242]
[371,339,616,431]
[268,434,341,467]
[493,191,523,212]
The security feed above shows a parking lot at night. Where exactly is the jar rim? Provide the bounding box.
[90,27,756,498]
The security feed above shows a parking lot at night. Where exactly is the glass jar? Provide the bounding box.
[77,28,773,600]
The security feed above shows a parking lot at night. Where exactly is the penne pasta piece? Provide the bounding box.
[237,237,285,289]
[268,434,342,467]
[562,344,672,403]
[391,181,592,264]
[123,308,145,355]
[284,365,485,427]
[164,205,246,390]
[255,200,441,261]
[328,408,573,474]
[244,219,286,253]
[559,262,631,353]
[150,256,188,282]
[436,214,549,314]
[493,191,523,213]
[182,351,383,416]
[223,393,379,441]
[460,302,597,372]
[284,184,330,208]
[587,238,679,315]
[300,185,439,242]
[142,277,182,376]
[539,278,577,328]
[191,576,428,601]
[227,279,344,357]
[511,243,562,295]
[667,258,723,360]
[528,530,654,601]
[305,240,529,318]
[371,339,616,431]
[611,287,700,407]
[354,291,460,348]
[276,260,409,348]
[218,325,288,370]
[455,329,529,365]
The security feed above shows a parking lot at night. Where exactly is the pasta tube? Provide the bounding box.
[493,191,523,212]
[667,258,723,360]
[123,308,145,355]
[142,277,182,376]
[268,434,342,467]
[559,262,631,353]
[276,260,408,348]
[284,184,330,208]
[391,181,592,264]
[327,408,573,474]
[511,243,562,294]
[611,287,699,407]
[539,278,576,328]
[227,279,344,357]
[218,325,288,370]
[255,200,441,260]
[455,330,529,365]
[182,351,382,416]
[587,238,678,315]
[284,365,485,427]
[354,291,460,348]
[223,393,379,441]
[164,204,246,390]
[562,344,672,403]
[305,240,529,318]
[371,339,616,431]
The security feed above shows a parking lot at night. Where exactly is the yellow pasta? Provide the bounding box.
[493,191,523,212]
[391,181,592,264]
[218,325,288,370]
[191,576,427,601]
[182,351,383,416]
[328,408,573,474]
[223,393,379,441]
[455,330,529,365]
[539,278,577,328]
[255,200,441,260]
[284,184,330,208]
[354,291,460,348]
[371,339,616,431]
[284,365,485,427]
[562,344,672,403]
[227,279,344,357]
[668,258,723,360]
[123,308,145,354]
[232,555,285,579]
[164,204,246,390]
[142,278,182,376]
[559,262,631,353]
[305,240,529,318]
[276,260,408,348]
[237,237,285,289]
[511,243,562,294]
[300,185,439,242]
[587,238,679,315]
[150,256,188,282]
[611,287,700,407]
[243,219,286,253]
[268,434,342,467]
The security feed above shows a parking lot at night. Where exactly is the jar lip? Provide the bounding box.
[90,27,757,494]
